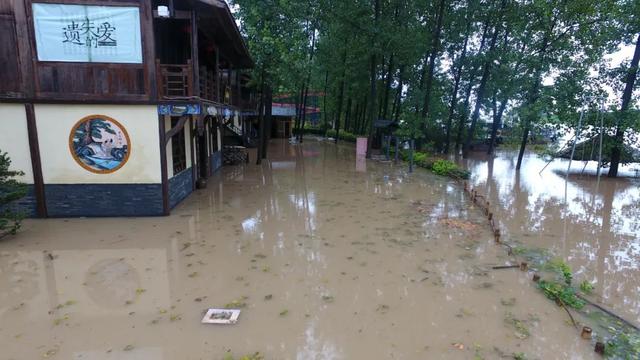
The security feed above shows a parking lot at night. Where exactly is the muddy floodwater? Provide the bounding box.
[462,151,640,328]
[1,139,604,359]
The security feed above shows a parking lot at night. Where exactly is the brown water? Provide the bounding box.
[462,151,640,328]
[1,139,598,359]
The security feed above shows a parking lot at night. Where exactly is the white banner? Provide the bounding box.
[32,3,142,63]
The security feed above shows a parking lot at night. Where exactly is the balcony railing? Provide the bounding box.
[157,61,193,98]
[157,61,254,108]
[199,66,218,102]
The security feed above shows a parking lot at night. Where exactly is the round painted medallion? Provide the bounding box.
[69,115,131,174]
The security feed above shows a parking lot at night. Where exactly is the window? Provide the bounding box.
[171,117,187,175]
[32,3,142,63]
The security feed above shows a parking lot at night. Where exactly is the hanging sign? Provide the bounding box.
[32,3,142,63]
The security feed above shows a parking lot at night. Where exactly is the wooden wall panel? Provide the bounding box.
[0,15,21,95]
[0,0,156,103]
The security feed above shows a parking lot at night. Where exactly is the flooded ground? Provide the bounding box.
[462,151,640,329]
[1,139,600,359]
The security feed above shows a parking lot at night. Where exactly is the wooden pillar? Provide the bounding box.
[190,117,197,190]
[215,51,220,102]
[158,115,169,215]
[191,10,200,97]
[25,104,47,218]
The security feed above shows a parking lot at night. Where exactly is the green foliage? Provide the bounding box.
[0,151,27,239]
[431,159,470,179]
[545,259,573,286]
[223,352,264,360]
[579,280,595,294]
[233,0,637,164]
[536,280,585,310]
[513,353,527,360]
[604,328,640,359]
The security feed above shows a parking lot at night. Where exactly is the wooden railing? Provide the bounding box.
[157,60,193,98]
[157,61,255,108]
[199,66,218,102]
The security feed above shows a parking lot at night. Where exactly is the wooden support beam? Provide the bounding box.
[165,116,188,143]
[25,103,47,218]
[158,115,169,215]
[191,11,200,97]
[190,118,197,190]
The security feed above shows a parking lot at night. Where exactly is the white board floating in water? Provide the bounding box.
[201,309,241,324]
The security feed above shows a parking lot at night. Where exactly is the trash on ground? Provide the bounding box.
[202,308,241,324]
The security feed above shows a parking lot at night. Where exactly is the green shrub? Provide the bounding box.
[0,151,28,239]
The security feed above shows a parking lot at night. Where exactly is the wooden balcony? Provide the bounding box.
[157,61,254,108]
[199,66,218,102]
[157,61,193,98]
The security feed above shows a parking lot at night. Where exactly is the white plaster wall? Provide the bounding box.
[0,104,34,183]
[34,104,161,184]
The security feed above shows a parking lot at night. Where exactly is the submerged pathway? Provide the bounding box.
[0,139,596,359]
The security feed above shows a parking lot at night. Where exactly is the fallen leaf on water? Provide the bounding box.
[439,218,479,232]
[43,348,58,358]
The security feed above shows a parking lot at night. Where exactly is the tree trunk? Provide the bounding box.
[335,46,348,144]
[298,85,309,142]
[256,66,266,165]
[454,19,490,152]
[608,33,640,177]
[344,97,352,133]
[487,94,508,155]
[298,22,317,143]
[516,27,552,170]
[366,0,380,159]
[360,95,368,134]
[381,54,394,120]
[463,22,501,158]
[293,85,304,138]
[322,70,329,133]
[393,65,405,121]
[420,0,446,126]
[262,86,272,159]
[444,22,470,154]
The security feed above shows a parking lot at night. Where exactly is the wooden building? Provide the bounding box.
[0,0,256,217]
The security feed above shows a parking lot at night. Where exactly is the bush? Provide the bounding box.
[0,151,27,239]
[431,159,470,179]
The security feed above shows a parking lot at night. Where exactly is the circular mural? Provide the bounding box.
[69,115,131,174]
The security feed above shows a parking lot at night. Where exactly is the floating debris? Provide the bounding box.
[202,309,241,324]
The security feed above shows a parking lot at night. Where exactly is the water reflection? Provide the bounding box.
[463,150,640,324]
[0,141,603,359]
